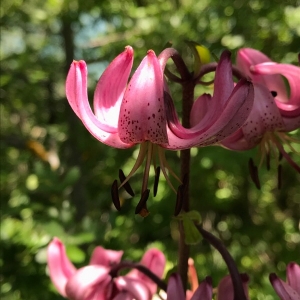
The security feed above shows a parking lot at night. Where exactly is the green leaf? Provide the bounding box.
[182,218,202,245]
[183,210,202,223]
[176,210,202,223]
[66,245,86,263]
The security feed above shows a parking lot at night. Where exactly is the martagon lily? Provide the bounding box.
[221,48,300,187]
[47,237,166,300]
[66,47,254,212]
[269,262,300,300]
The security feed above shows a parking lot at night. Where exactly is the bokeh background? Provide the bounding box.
[1,0,300,299]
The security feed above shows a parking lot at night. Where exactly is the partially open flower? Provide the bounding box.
[166,271,249,300]
[166,273,213,300]
[47,237,165,300]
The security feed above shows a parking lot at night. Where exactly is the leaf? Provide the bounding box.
[66,245,86,263]
[176,210,202,223]
[182,218,202,245]
[183,210,202,223]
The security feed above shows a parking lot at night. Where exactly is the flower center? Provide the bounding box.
[111,141,182,216]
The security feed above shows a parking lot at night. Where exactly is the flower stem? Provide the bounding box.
[178,80,195,289]
[197,226,248,300]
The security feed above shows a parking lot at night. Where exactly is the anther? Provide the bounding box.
[119,169,135,196]
[135,189,150,217]
[248,158,261,189]
[111,180,121,211]
[153,166,160,197]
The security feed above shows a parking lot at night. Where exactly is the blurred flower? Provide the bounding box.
[221,48,300,184]
[66,47,253,210]
[166,271,249,300]
[47,237,165,300]
[166,273,212,300]
[269,262,300,300]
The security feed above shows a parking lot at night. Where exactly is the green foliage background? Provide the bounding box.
[1,0,299,299]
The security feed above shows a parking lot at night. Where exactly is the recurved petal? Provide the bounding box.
[65,265,111,300]
[240,83,284,144]
[190,93,213,128]
[220,128,255,151]
[118,50,168,145]
[251,62,300,131]
[114,277,151,300]
[94,46,134,127]
[237,48,287,99]
[166,274,186,300]
[251,62,300,114]
[237,48,272,76]
[287,262,300,294]
[270,273,300,300]
[190,277,213,300]
[89,247,123,267]
[66,60,132,149]
[212,50,234,108]
[127,248,166,295]
[165,79,254,150]
[47,238,77,297]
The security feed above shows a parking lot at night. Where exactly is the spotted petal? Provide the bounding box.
[165,79,254,150]
[237,48,288,101]
[251,62,300,131]
[222,83,284,150]
[118,50,168,145]
[162,51,254,149]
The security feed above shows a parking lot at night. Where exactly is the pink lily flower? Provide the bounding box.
[47,237,166,300]
[270,262,300,300]
[221,48,300,178]
[66,47,253,205]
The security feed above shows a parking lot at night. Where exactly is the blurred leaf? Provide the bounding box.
[182,219,202,245]
[66,245,86,264]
